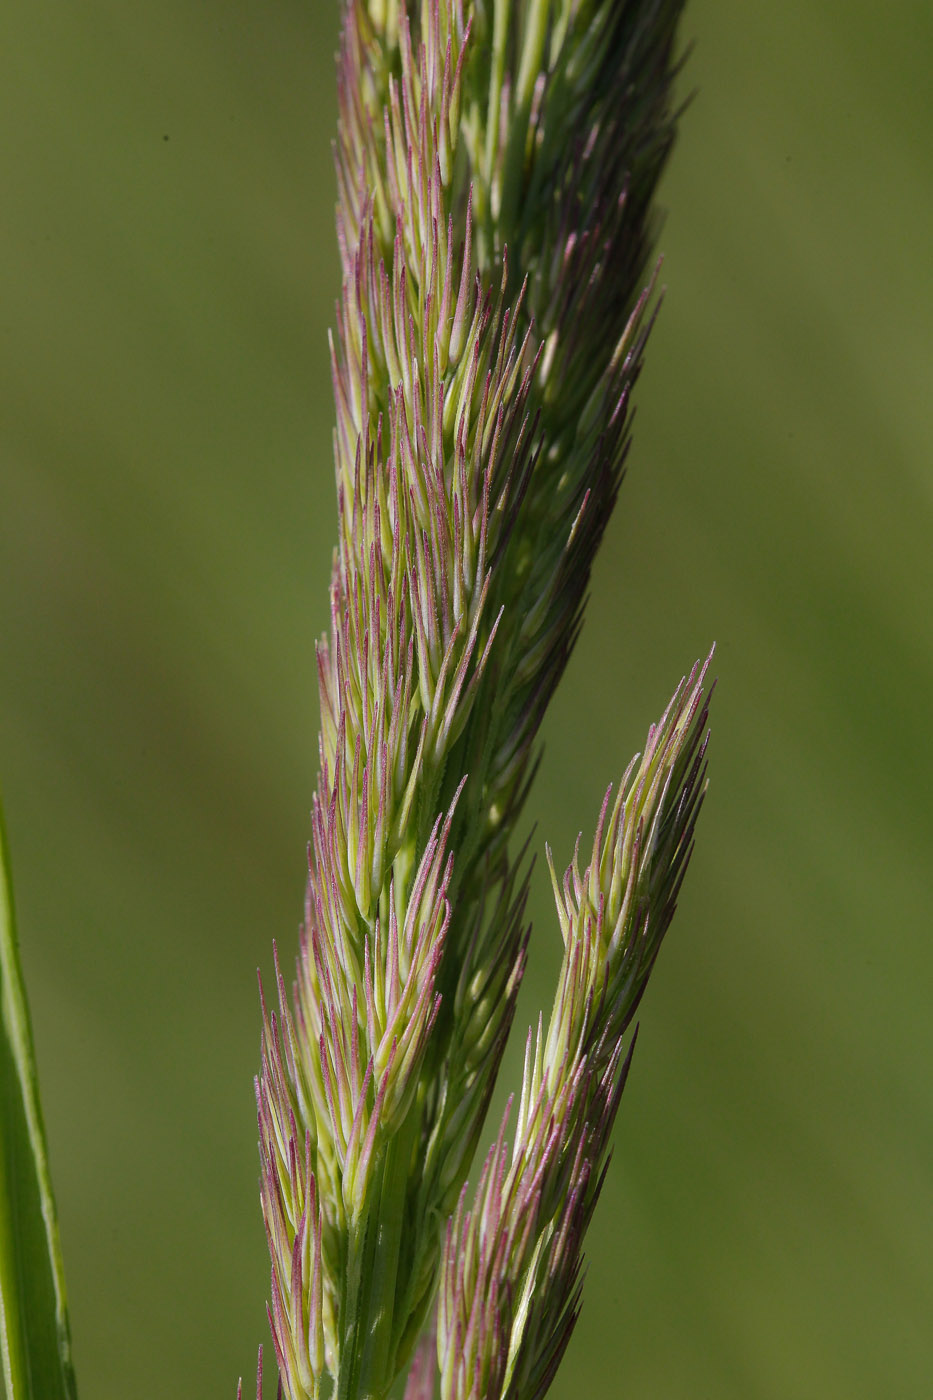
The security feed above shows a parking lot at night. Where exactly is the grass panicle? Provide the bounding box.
[254,5,706,1398]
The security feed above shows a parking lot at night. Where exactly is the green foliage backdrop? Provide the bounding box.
[1,2,931,1396]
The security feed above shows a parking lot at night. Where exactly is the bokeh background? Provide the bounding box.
[2,2,931,1396]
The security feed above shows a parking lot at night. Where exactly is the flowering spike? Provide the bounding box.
[257,4,705,1399]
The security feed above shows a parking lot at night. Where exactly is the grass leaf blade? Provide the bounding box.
[0,794,77,1400]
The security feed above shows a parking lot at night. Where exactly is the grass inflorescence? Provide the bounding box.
[252,5,709,1398]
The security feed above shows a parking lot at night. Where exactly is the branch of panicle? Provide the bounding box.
[438,656,712,1400]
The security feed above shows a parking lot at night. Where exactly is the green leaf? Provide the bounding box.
[0,792,77,1400]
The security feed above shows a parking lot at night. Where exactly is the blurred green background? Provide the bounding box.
[1,2,931,1396]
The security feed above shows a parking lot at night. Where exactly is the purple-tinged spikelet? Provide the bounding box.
[237,1348,283,1400]
[254,3,701,1398]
